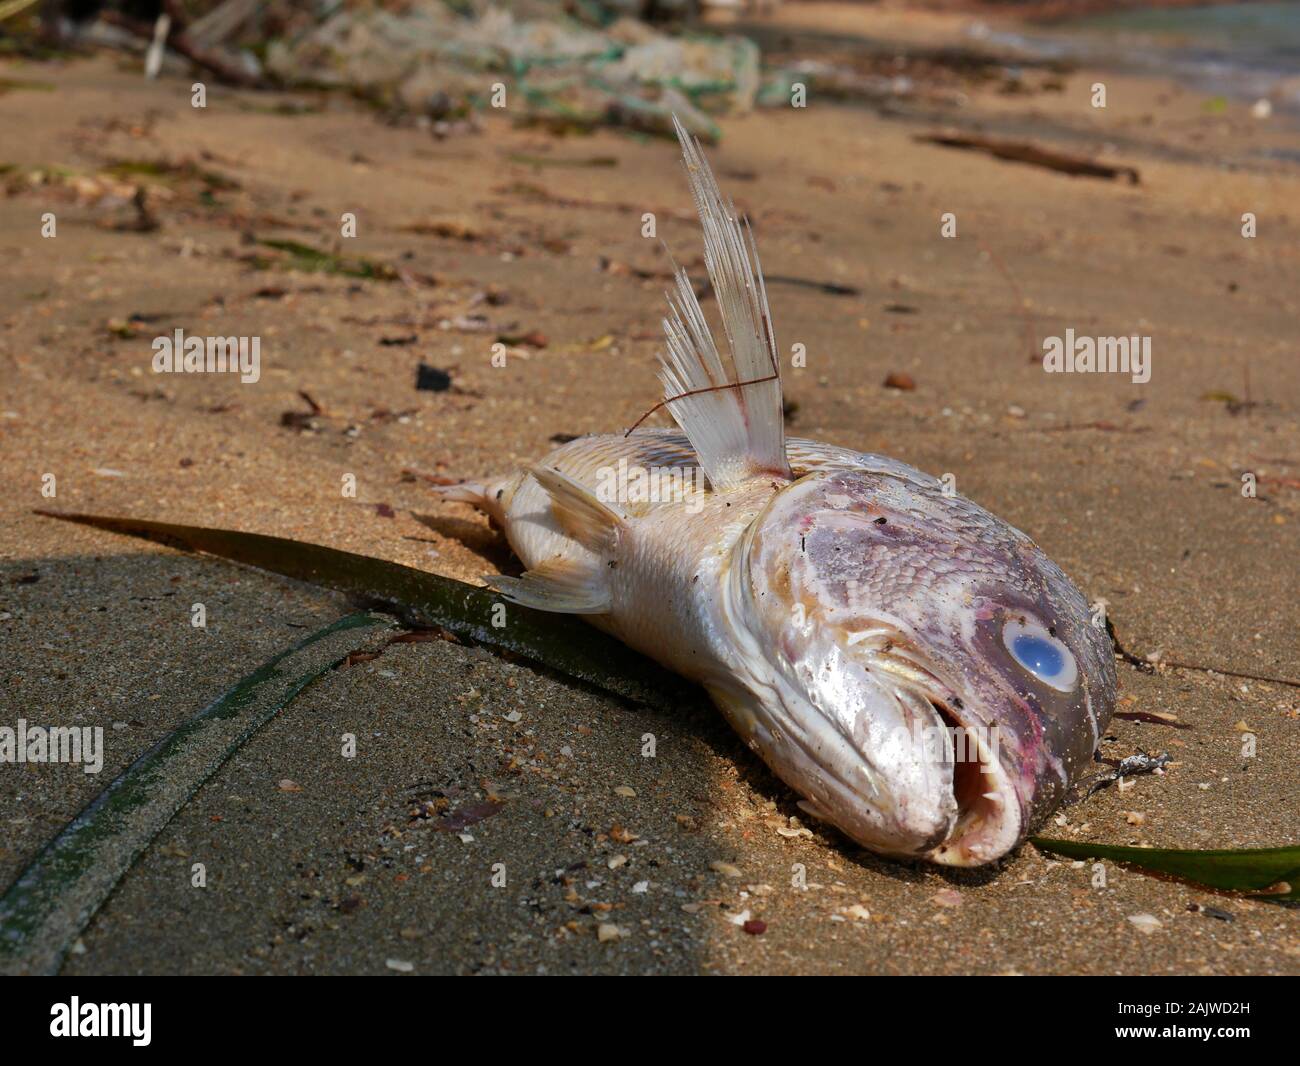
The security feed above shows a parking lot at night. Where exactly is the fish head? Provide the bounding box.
[722,464,1116,866]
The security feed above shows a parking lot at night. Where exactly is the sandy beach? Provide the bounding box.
[0,1,1296,974]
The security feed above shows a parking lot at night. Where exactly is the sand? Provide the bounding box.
[0,4,1296,974]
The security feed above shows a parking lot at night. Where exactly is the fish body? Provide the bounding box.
[440,120,1116,866]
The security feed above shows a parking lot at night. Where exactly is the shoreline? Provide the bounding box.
[838,0,1277,24]
[722,0,1300,116]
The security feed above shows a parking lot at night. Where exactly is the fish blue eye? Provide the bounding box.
[1001,620,1079,692]
[1011,635,1064,680]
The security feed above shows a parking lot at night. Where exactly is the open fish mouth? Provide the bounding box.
[919,693,1021,866]
[870,653,1023,866]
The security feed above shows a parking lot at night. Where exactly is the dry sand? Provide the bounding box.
[0,5,1296,974]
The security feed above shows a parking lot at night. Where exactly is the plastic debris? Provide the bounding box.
[263,2,760,140]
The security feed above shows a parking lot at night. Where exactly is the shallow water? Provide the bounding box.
[983,2,1300,110]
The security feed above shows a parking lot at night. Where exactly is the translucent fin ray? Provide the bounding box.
[659,114,791,490]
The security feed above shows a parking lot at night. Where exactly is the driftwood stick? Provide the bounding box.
[100,3,260,88]
[917,130,1140,184]
[161,0,260,86]
[188,0,263,47]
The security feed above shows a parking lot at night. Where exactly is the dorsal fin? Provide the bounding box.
[658,114,792,491]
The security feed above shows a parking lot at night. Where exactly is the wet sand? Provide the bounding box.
[0,5,1296,974]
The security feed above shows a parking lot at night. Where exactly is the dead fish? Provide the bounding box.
[436,117,1116,866]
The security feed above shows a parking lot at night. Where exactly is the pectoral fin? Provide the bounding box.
[484,466,624,616]
[529,464,626,554]
[486,560,611,615]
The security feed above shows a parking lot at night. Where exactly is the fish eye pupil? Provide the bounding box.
[1011,634,1064,679]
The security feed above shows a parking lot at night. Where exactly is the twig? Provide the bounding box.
[1035,421,1151,434]
[917,131,1140,184]
[765,275,860,297]
[401,468,461,487]
[187,0,262,48]
[161,0,260,87]
[623,373,780,436]
[1107,617,1300,689]
[100,4,260,88]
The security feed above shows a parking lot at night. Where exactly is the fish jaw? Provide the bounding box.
[709,537,1023,864]
[703,650,966,860]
